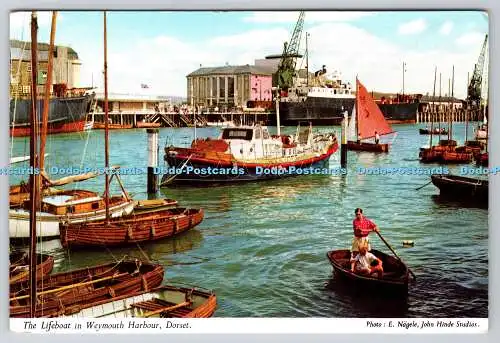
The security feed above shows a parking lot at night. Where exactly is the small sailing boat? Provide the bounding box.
[9,12,134,239]
[347,78,394,153]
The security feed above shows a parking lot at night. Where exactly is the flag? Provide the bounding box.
[141,83,149,89]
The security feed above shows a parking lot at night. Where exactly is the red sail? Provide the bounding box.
[356,79,394,139]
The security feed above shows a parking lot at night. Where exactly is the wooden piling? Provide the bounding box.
[147,128,159,194]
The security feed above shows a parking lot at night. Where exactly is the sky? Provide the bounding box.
[9,11,489,99]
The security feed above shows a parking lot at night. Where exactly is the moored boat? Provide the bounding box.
[162,123,338,186]
[419,128,448,135]
[9,188,134,239]
[441,150,474,164]
[476,152,488,166]
[60,207,204,248]
[347,78,394,153]
[326,249,410,295]
[133,198,178,214]
[10,251,55,285]
[66,285,217,318]
[431,174,488,202]
[10,259,164,317]
[93,122,133,130]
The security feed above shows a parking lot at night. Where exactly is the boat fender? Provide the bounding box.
[403,240,414,247]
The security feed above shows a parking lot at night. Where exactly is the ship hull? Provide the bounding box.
[9,93,94,137]
[275,98,419,125]
[162,143,338,186]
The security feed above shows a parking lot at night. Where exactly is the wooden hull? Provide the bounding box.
[60,208,204,248]
[9,199,135,239]
[347,141,389,153]
[476,153,488,167]
[135,122,161,128]
[133,198,178,214]
[441,151,473,164]
[66,285,217,318]
[10,260,164,318]
[10,252,55,285]
[431,174,488,203]
[326,249,409,295]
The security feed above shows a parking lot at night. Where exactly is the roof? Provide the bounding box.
[93,89,176,102]
[10,39,79,60]
[187,64,274,77]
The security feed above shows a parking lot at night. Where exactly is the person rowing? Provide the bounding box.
[351,208,380,259]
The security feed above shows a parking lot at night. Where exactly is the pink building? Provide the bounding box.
[187,64,274,110]
[250,74,273,102]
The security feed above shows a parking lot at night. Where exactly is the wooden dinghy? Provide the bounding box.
[60,208,204,248]
[476,152,488,167]
[10,259,164,318]
[441,151,473,164]
[10,251,55,285]
[326,249,409,295]
[347,141,389,153]
[66,284,217,318]
[431,174,488,202]
[133,198,178,214]
[419,128,448,135]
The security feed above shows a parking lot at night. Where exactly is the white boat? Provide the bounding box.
[9,190,134,239]
[205,120,236,128]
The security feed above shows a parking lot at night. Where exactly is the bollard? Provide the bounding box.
[147,128,159,194]
[340,110,348,168]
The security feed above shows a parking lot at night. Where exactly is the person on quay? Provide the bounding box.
[350,240,384,278]
[374,131,380,145]
[351,208,379,259]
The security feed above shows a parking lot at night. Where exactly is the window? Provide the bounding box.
[91,202,99,210]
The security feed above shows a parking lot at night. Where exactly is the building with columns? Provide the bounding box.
[186,64,273,110]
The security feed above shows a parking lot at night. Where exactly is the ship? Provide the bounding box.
[272,67,420,126]
[10,86,95,137]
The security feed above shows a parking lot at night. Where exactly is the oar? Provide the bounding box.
[375,231,416,281]
[415,180,432,190]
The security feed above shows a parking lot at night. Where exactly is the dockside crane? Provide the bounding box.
[467,34,488,108]
[275,11,305,92]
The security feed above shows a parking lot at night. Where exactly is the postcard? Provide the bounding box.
[7,10,488,333]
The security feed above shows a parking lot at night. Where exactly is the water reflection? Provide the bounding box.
[431,195,488,210]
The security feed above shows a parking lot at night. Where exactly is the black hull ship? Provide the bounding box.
[10,93,94,137]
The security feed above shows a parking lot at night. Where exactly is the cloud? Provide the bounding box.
[439,21,453,35]
[10,11,62,39]
[455,32,485,46]
[11,12,482,100]
[243,11,374,23]
[398,18,427,35]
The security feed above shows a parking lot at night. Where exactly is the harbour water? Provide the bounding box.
[9,123,488,317]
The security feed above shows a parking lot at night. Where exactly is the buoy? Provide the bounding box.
[403,240,414,247]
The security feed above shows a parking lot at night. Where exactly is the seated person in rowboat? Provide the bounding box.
[351,241,383,278]
[351,208,380,258]
[374,131,380,145]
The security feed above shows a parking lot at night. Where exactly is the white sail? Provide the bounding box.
[347,104,357,141]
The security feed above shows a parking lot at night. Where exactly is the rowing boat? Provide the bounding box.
[326,249,409,294]
[66,285,217,318]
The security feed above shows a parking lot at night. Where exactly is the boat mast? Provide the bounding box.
[429,66,436,148]
[450,65,455,140]
[40,11,57,171]
[465,72,469,143]
[29,11,40,318]
[305,32,309,87]
[103,11,110,222]
[438,73,441,137]
[355,76,359,140]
